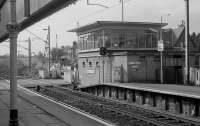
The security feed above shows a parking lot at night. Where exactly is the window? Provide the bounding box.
[98,32,103,47]
[195,56,199,66]
[96,62,99,67]
[126,32,138,48]
[105,33,111,48]
[119,33,126,48]
[89,62,92,67]
[94,33,98,48]
[82,62,86,68]
[139,35,145,48]
[79,36,84,50]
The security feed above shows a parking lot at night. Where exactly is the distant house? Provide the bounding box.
[60,42,78,67]
[69,21,199,86]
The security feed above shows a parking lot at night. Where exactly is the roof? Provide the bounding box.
[68,21,168,33]
[173,25,185,40]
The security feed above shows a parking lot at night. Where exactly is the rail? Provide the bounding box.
[30,85,200,126]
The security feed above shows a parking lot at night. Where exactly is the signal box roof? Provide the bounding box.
[68,21,168,33]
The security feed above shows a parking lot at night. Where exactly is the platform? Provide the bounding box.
[79,82,200,99]
[0,81,68,126]
[0,80,114,126]
[17,79,67,87]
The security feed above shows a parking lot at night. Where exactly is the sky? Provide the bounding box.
[0,0,200,55]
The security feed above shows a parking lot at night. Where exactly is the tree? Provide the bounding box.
[190,32,200,49]
[36,51,47,69]
[51,47,64,63]
[197,33,200,43]
[190,32,196,43]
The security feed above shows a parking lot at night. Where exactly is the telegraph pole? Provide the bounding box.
[43,25,51,74]
[56,34,58,62]
[56,34,58,49]
[28,37,32,75]
[48,25,51,74]
[121,0,124,22]
[7,0,19,125]
[184,0,190,84]
[160,17,163,84]
[159,13,171,84]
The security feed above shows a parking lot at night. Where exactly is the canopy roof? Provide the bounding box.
[68,21,168,33]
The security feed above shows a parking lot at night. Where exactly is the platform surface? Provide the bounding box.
[0,80,113,126]
[0,80,68,126]
[18,79,67,87]
[79,82,200,99]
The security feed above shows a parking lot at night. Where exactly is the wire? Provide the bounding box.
[78,0,132,21]
[65,0,132,29]
[18,44,28,50]
[25,29,47,43]
[87,0,109,8]
[0,43,29,50]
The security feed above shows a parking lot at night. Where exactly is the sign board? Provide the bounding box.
[87,69,95,74]
[158,40,164,51]
[0,0,77,42]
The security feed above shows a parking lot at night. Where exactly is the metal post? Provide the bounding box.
[102,30,105,83]
[56,34,58,49]
[102,57,105,83]
[48,25,51,75]
[99,56,101,84]
[56,34,57,62]
[160,17,163,84]
[184,0,190,84]
[121,0,124,22]
[28,37,32,75]
[7,0,19,125]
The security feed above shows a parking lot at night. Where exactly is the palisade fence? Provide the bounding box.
[190,67,200,86]
[155,67,200,86]
[156,68,184,84]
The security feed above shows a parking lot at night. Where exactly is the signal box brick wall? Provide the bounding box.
[111,54,128,83]
[78,51,129,86]
[127,55,160,83]
[78,56,100,86]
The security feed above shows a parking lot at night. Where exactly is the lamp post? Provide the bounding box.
[184,0,190,84]
[120,0,124,22]
[160,13,171,84]
[6,0,19,125]
[28,38,32,75]
[43,25,51,75]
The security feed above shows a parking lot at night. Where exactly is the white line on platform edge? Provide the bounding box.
[18,85,116,126]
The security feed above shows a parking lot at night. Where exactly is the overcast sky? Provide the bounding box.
[0,0,199,55]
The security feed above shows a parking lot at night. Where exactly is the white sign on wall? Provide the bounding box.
[158,40,164,51]
[87,69,95,74]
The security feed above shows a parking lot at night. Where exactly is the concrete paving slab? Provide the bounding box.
[0,80,113,126]
[18,87,114,126]
[0,109,9,126]
[0,90,70,126]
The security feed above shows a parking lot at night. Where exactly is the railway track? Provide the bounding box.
[28,85,200,126]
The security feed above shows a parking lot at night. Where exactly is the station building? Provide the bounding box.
[69,21,199,86]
